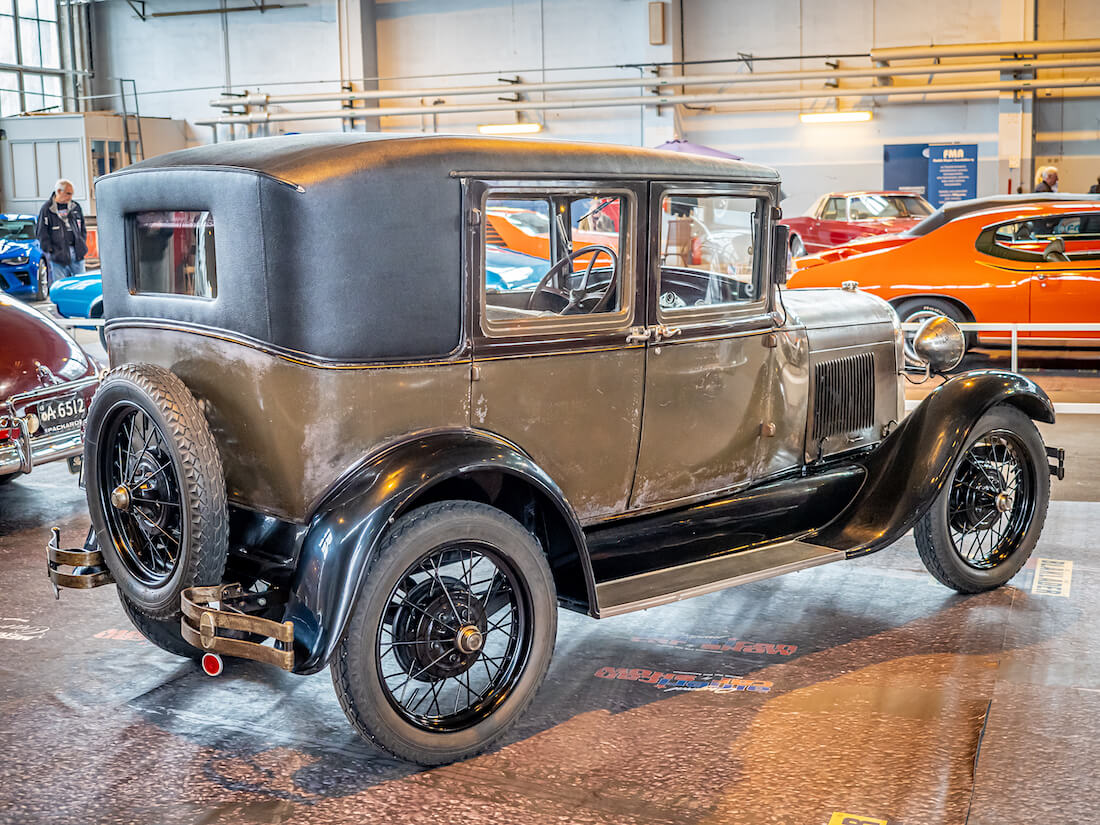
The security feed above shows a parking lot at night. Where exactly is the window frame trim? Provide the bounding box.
[650,182,776,328]
[126,209,219,301]
[471,179,640,340]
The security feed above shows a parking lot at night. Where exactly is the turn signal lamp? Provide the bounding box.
[799,111,873,124]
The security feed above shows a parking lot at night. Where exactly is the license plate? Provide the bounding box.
[36,393,87,434]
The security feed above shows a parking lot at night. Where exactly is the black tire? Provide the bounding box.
[894,297,974,367]
[34,258,48,301]
[789,234,806,258]
[118,588,200,660]
[331,500,557,765]
[916,405,1050,593]
[84,363,228,620]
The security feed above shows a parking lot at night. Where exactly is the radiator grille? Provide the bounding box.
[813,352,875,441]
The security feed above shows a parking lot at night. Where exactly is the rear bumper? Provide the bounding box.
[2,375,99,476]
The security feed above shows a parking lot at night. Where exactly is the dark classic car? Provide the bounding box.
[1,295,99,484]
[48,134,1062,766]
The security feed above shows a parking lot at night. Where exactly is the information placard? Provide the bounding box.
[926,144,977,207]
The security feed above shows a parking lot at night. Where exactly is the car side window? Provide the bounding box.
[820,198,844,221]
[981,213,1100,262]
[657,193,762,312]
[481,190,630,330]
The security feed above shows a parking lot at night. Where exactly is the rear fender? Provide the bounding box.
[284,430,588,674]
[812,370,1054,556]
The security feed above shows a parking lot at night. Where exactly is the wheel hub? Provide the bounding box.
[110,485,131,511]
[391,577,487,681]
[995,491,1014,513]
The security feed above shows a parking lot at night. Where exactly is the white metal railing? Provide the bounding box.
[900,321,1100,373]
[50,317,103,328]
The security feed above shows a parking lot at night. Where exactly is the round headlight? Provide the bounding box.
[913,315,965,372]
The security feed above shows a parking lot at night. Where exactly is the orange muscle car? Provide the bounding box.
[788,195,1100,343]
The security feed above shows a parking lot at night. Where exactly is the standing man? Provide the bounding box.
[1034,166,1059,193]
[36,178,87,290]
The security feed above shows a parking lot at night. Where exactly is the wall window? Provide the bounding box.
[482,190,629,328]
[657,193,762,311]
[132,211,217,299]
[0,0,63,116]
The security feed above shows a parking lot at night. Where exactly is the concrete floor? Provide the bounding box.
[1,410,1097,824]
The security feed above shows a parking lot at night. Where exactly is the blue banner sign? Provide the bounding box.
[883,143,929,195]
[926,144,977,207]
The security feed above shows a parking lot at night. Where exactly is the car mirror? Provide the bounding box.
[772,225,790,286]
[913,315,965,373]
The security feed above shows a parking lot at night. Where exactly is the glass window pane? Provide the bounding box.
[42,72,59,109]
[22,70,41,111]
[19,18,40,66]
[0,16,14,63]
[39,20,57,67]
[133,211,218,299]
[0,2,13,17]
[0,69,18,114]
[91,139,106,177]
[38,0,56,21]
[658,194,761,309]
[16,0,36,19]
[482,192,625,325]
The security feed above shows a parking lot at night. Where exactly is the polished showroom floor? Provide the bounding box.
[1,416,1097,825]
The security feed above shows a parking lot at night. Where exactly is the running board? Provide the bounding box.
[594,540,845,618]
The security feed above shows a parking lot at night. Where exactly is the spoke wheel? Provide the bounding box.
[916,405,1050,593]
[379,543,531,733]
[84,363,227,619]
[331,500,556,765]
[946,430,1034,570]
[100,404,184,587]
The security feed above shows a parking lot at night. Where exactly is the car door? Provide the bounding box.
[468,179,647,522]
[981,213,1100,340]
[630,184,777,510]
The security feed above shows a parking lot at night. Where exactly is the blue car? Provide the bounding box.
[0,213,49,300]
[484,245,550,292]
[50,269,104,346]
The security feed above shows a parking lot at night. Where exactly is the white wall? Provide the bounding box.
[90,0,342,144]
[84,0,1100,205]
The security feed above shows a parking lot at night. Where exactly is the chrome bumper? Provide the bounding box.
[1,374,98,476]
[0,425,84,476]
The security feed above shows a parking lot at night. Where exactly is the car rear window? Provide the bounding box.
[977,213,1100,262]
[131,211,217,298]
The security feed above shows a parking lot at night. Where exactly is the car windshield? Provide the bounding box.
[0,218,36,241]
[848,195,933,220]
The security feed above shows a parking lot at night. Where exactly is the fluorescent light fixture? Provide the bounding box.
[477,122,543,135]
[799,110,873,124]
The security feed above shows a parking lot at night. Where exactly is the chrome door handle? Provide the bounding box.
[626,326,652,344]
[653,324,681,342]
[1036,273,1047,280]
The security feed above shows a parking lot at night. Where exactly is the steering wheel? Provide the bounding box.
[526,245,619,314]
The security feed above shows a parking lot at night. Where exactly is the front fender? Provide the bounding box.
[812,370,1054,556]
[284,430,587,674]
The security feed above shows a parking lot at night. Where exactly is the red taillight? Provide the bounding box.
[0,419,12,441]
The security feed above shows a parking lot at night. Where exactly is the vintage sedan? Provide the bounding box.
[789,194,1100,354]
[780,190,934,256]
[49,134,1062,766]
[0,294,99,485]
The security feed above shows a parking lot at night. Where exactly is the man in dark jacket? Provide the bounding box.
[36,178,88,287]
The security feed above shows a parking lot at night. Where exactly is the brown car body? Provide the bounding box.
[47,134,1060,764]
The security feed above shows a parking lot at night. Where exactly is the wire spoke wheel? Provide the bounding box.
[84,363,227,619]
[100,404,185,587]
[377,541,531,733]
[915,405,1050,593]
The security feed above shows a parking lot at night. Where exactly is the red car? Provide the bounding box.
[781,191,934,256]
[0,295,99,485]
